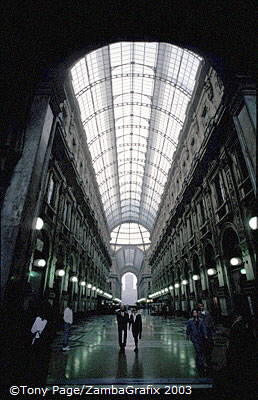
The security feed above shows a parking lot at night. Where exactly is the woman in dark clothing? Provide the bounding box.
[186,309,208,372]
[129,307,142,352]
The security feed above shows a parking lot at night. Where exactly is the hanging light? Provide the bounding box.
[80,281,86,286]
[174,283,180,288]
[92,286,96,291]
[33,259,46,267]
[207,268,216,276]
[240,268,247,275]
[182,279,188,285]
[87,283,92,289]
[249,216,258,230]
[164,288,169,292]
[230,257,242,266]
[71,276,78,282]
[169,285,173,290]
[56,269,65,277]
[192,274,200,281]
[33,217,44,230]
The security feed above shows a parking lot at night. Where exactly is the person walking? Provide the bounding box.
[198,303,216,366]
[186,309,208,374]
[62,301,73,351]
[116,304,129,351]
[129,307,142,352]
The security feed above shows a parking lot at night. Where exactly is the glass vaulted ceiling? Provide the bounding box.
[71,42,202,234]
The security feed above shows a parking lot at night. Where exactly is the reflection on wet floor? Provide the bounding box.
[47,314,201,384]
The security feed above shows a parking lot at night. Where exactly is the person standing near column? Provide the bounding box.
[62,301,73,351]
[116,304,129,351]
[198,303,216,367]
[186,309,208,374]
[129,307,142,352]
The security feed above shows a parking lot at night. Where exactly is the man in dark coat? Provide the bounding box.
[198,303,216,366]
[186,309,208,373]
[129,307,142,352]
[116,304,129,351]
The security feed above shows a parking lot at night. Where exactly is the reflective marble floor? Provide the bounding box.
[47,313,216,385]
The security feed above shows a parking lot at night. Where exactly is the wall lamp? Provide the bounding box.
[192,274,200,281]
[56,269,65,277]
[33,259,46,267]
[249,216,257,230]
[33,217,44,230]
[207,268,217,276]
[230,257,242,266]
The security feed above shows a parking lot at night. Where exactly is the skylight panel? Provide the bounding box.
[71,41,202,235]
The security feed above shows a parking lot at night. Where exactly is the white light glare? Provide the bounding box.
[207,268,216,276]
[33,217,44,230]
[230,257,242,266]
[192,274,199,281]
[249,216,258,230]
[34,259,46,267]
[56,269,65,277]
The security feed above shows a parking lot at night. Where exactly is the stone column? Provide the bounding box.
[1,95,54,300]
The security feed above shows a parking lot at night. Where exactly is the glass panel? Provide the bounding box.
[71,42,202,235]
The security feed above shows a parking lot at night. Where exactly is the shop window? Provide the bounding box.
[235,147,249,181]
[189,216,193,236]
[199,199,206,224]
[201,105,207,118]
[214,174,226,206]
[47,175,57,208]
[66,203,71,227]
[63,201,68,222]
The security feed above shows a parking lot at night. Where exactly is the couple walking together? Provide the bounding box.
[116,305,142,352]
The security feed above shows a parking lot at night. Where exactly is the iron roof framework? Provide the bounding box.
[71,42,201,263]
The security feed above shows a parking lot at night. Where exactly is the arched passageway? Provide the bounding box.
[1,4,256,395]
[121,272,137,306]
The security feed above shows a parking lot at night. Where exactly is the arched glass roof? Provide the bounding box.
[110,223,150,252]
[116,246,144,273]
[71,42,202,232]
